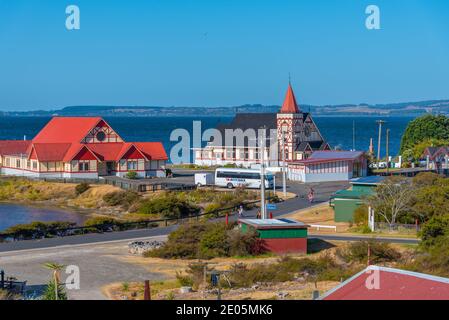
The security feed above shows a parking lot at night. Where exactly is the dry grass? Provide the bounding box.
[284,203,351,233]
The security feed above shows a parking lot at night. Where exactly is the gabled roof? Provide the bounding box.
[0,117,168,163]
[0,140,31,156]
[30,143,72,161]
[279,83,300,114]
[32,117,104,143]
[320,266,449,300]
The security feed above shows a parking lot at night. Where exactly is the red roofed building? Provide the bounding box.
[0,117,168,179]
[320,265,449,300]
[287,150,368,182]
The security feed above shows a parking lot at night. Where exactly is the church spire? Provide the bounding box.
[280,82,300,114]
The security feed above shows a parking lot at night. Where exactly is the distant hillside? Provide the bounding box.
[2,100,449,117]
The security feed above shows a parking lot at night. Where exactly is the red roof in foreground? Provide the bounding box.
[320,266,449,300]
[280,83,300,114]
[33,117,104,143]
[0,117,168,162]
[0,140,31,156]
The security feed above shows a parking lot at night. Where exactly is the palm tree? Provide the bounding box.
[43,262,66,300]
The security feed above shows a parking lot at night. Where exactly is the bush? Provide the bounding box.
[3,221,76,240]
[353,205,368,226]
[83,216,123,232]
[103,191,140,210]
[125,171,138,179]
[147,221,261,260]
[199,223,229,259]
[226,229,265,256]
[75,182,90,196]
[419,216,449,248]
[42,279,67,300]
[137,194,200,219]
[337,241,401,264]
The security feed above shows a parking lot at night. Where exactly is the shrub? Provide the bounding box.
[103,190,140,210]
[3,221,76,240]
[42,279,67,300]
[353,205,368,226]
[125,171,138,180]
[419,216,449,248]
[199,223,229,259]
[147,221,261,260]
[226,229,265,256]
[204,203,222,214]
[83,216,122,232]
[137,194,200,219]
[337,240,401,264]
[75,182,90,195]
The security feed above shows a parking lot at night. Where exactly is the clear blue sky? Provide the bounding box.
[1,0,448,111]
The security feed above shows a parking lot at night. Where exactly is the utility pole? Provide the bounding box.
[376,120,386,165]
[386,128,390,174]
[352,120,356,151]
[260,126,267,220]
[281,130,287,197]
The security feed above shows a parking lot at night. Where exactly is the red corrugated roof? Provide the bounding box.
[32,117,103,143]
[134,142,168,160]
[31,143,72,161]
[0,117,168,163]
[0,140,31,156]
[280,83,300,113]
[321,266,449,300]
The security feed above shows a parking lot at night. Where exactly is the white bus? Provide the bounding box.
[215,168,274,189]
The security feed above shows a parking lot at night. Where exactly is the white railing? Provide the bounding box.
[310,224,337,232]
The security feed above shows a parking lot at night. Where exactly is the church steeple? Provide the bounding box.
[280,83,300,113]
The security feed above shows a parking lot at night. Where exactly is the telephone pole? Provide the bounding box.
[259,126,267,220]
[386,128,390,174]
[376,120,386,164]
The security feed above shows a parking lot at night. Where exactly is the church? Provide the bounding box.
[194,83,330,168]
[0,117,168,179]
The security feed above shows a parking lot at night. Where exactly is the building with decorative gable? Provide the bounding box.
[194,83,330,168]
[0,117,168,179]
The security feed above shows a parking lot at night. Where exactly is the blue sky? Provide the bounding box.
[0,0,448,111]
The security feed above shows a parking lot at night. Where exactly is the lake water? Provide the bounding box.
[0,204,87,232]
[0,115,416,160]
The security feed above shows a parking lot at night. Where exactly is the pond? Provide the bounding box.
[0,204,87,232]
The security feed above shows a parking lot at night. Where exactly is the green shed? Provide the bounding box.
[330,176,385,222]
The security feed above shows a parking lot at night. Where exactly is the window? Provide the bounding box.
[127,161,137,170]
[33,161,38,170]
[79,161,89,172]
[16,159,21,168]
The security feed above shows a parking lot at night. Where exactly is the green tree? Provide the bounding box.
[400,114,449,157]
[367,176,415,228]
[43,262,67,300]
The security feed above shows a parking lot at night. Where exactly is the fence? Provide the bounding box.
[374,222,420,234]
[0,270,27,295]
[25,176,197,192]
[0,198,272,242]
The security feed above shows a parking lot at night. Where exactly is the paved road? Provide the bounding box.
[0,180,348,252]
[309,234,419,244]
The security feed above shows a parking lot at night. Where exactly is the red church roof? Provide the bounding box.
[0,117,168,162]
[320,266,449,300]
[280,83,300,113]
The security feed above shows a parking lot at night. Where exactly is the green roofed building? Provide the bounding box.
[330,176,385,222]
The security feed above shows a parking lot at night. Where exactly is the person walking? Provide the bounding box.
[308,187,315,204]
[238,205,244,218]
[256,209,261,219]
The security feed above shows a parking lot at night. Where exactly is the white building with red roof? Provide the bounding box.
[287,150,368,182]
[0,117,168,179]
[194,83,330,168]
[320,265,449,300]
